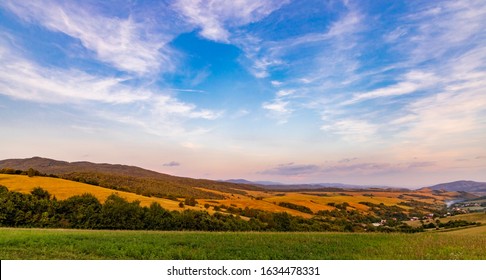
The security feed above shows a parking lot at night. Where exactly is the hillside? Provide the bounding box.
[0,172,463,219]
[425,180,486,194]
[0,174,191,211]
[0,157,262,199]
[0,158,478,232]
[0,157,478,223]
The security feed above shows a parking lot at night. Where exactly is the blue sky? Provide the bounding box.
[1,0,485,187]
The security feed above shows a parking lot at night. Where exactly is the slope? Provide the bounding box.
[425,180,486,194]
[0,174,199,211]
[0,157,262,199]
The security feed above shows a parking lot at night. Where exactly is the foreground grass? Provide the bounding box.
[1,227,485,260]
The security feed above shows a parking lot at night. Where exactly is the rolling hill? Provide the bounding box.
[0,174,192,211]
[0,157,262,199]
[2,157,482,233]
[424,180,486,194]
[0,157,479,219]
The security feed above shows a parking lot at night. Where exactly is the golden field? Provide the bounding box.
[0,174,462,217]
[196,187,458,217]
[0,174,198,211]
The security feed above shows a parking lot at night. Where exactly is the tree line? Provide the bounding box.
[0,185,426,232]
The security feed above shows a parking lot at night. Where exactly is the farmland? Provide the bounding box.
[0,226,485,260]
[0,174,461,218]
[1,170,486,260]
[0,174,199,211]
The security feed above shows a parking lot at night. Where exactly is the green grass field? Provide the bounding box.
[1,226,485,260]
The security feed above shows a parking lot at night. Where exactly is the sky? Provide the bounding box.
[1,0,485,187]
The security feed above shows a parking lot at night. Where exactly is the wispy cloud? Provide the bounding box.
[398,1,486,64]
[243,3,365,125]
[163,161,181,167]
[0,36,219,135]
[338,157,358,163]
[0,45,148,104]
[321,119,378,143]
[260,162,320,176]
[260,160,436,177]
[2,0,174,75]
[169,88,206,93]
[262,98,292,124]
[313,0,486,147]
[173,0,287,42]
[343,71,439,105]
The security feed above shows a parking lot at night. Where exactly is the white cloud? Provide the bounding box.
[399,82,486,143]
[276,89,295,97]
[321,119,378,142]
[0,46,149,104]
[344,71,439,105]
[262,99,290,114]
[321,0,486,151]
[2,0,173,75]
[262,99,292,123]
[240,4,366,131]
[396,0,486,64]
[173,0,287,42]
[0,38,219,135]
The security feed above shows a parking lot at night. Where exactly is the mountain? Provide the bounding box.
[225,179,391,190]
[0,157,262,199]
[224,179,283,186]
[224,179,258,185]
[425,180,486,194]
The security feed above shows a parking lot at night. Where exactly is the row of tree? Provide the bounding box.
[0,185,426,232]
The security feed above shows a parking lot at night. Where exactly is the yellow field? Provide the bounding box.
[1,174,461,218]
[0,174,200,211]
[264,192,404,212]
[196,187,457,218]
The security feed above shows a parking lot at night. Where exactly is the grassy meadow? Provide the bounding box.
[1,226,485,260]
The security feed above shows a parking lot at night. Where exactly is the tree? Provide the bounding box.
[100,194,144,229]
[61,193,102,228]
[273,212,292,231]
[144,202,173,230]
[27,168,38,177]
[31,187,51,200]
[184,197,197,206]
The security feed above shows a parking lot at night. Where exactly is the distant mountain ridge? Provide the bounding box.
[224,179,283,186]
[0,157,262,199]
[225,179,392,190]
[3,157,485,197]
[425,180,486,194]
